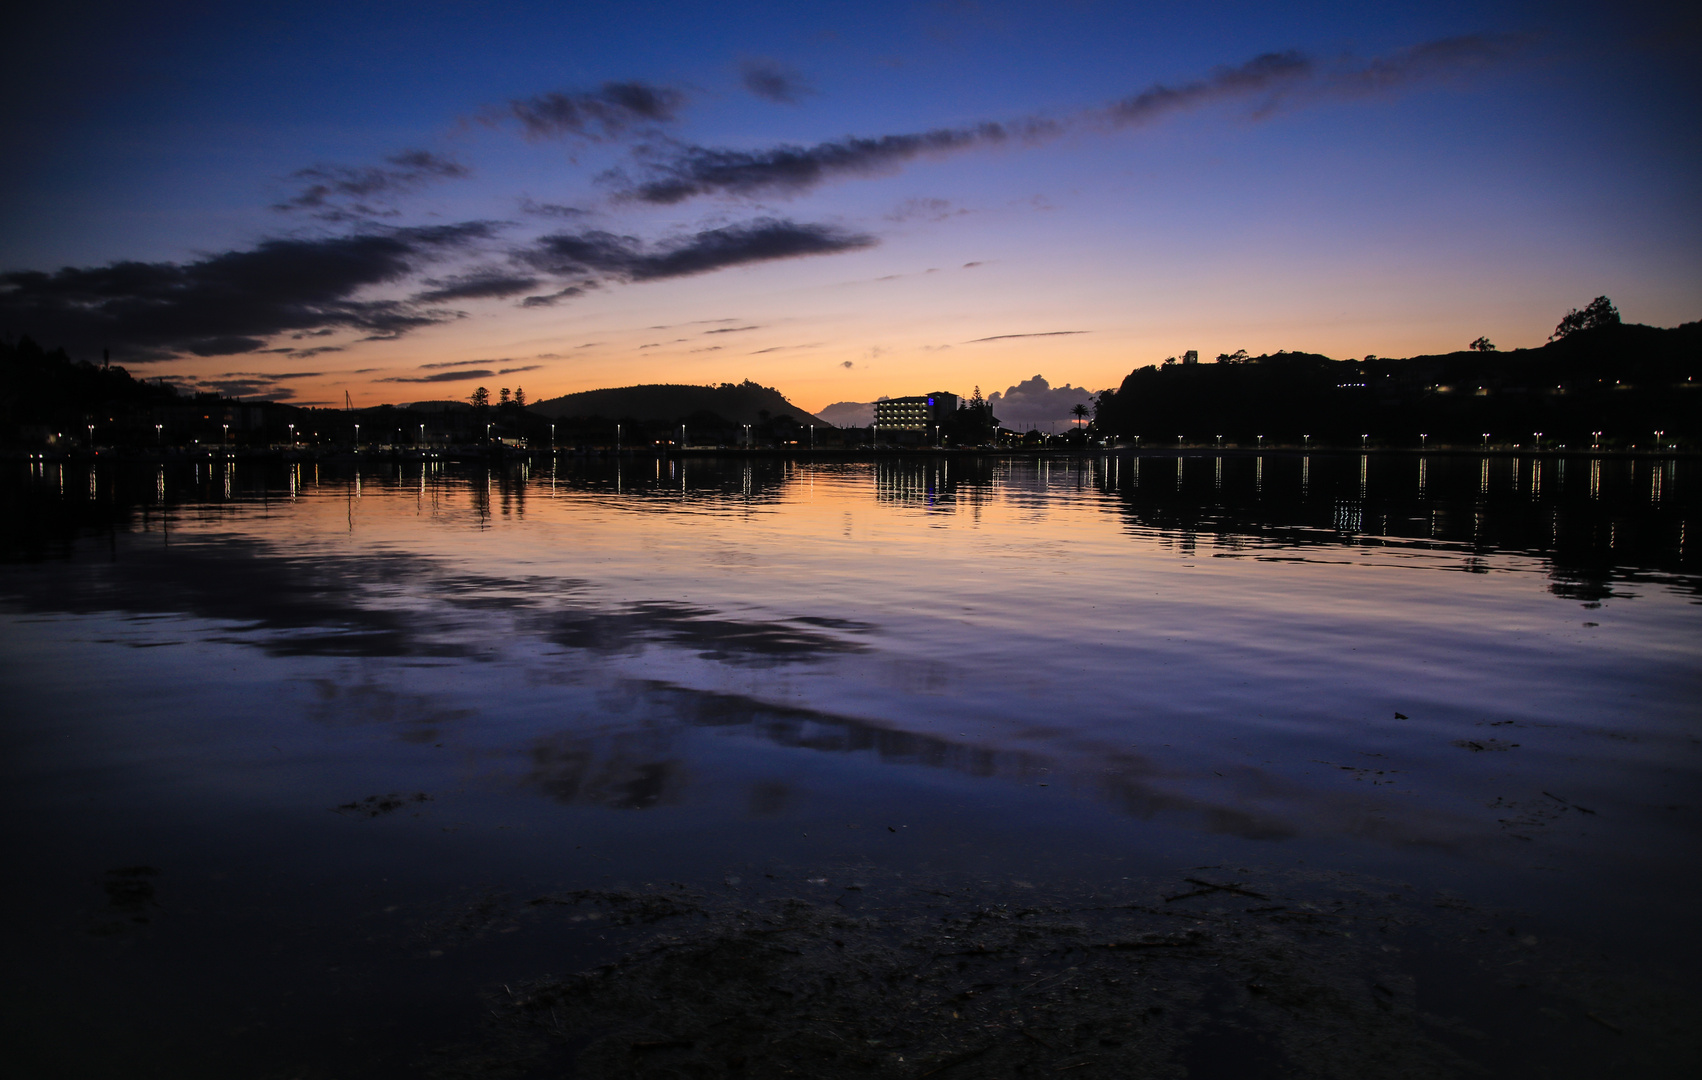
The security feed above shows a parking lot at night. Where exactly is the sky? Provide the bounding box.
[2,0,1698,413]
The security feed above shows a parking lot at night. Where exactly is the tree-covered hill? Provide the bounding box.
[1094,319,1700,447]
[529,381,830,427]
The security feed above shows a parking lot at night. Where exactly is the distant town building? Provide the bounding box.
[873,392,959,431]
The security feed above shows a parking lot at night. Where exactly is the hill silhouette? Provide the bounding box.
[530,381,830,426]
[1094,319,1700,446]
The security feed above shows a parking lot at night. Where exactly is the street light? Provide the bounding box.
[354,423,360,449]
[743,423,751,449]
[1655,429,1665,446]
[87,423,94,447]
[419,423,425,448]
[1591,430,1602,449]
[1360,433,1369,449]
[1303,434,1310,448]
[154,423,163,447]
[1256,435,1263,448]
[1532,431,1541,449]
[549,422,555,450]
[222,423,229,451]
[288,423,295,446]
[1215,434,1223,448]
[1482,433,1491,450]
[616,423,621,452]
[1420,433,1427,449]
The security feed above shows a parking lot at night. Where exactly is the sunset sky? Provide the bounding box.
[2,0,1697,413]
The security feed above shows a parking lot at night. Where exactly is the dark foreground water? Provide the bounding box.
[2,452,1698,1078]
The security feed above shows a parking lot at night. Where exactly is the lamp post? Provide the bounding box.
[743,423,751,449]
[1303,434,1310,448]
[354,423,360,450]
[809,424,814,449]
[1655,429,1665,447]
[1532,431,1541,449]
[1420,433,1427,449]
[418,423,425,448]
[1177,435,1184,448]
[549,422,555,450]
[221,423,229,452]
[1215,434,1223,449]
[1256,435,1263,449]
[1360,433,1369,449]
[616,423,621,452]
[1591,430,1602,449]
[87,423,94,447]
[155,423,163,447]
[1481,433,1490,450]
[288,423,295,447]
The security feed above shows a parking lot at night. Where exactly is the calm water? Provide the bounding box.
[2,452,1698,1076]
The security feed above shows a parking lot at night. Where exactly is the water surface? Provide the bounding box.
[3,452,1698,1076]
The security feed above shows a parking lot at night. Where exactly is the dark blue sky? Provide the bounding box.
[3,1,1696,407]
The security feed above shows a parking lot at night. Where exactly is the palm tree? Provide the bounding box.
[1070,403,1090,429]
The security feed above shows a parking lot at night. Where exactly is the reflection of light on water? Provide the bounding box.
[1590,458,1600,500]
[1417,456,1427,496]
[1256,456,1263,492]
[1302,455,1309,494]
[1215,456,1223,489]
[1652,462,1663,504]
[1532,460,1542,500]
[1480,457,1489,494]
[1358,454,1367,499]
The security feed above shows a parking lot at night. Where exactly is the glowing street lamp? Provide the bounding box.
[1215,434,1223,448]
[288,423,296,446]
[418,423,425,448]
[87,423,94,446]
[1360,433,1369,449]
[1655,429,1665,446]
[1419,433,1428,449]
[354,423,360,449]
[1481,433,1491,450]
[1256,435,1263,448]
[549,422,555,449]
[154,423,163,446]
[1302,434,1310,448]
[221,423,229,451]
[616,423,622,452]
[1591,430,1602,449]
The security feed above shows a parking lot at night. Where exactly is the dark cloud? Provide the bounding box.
[519,198,590,218]
[1104,51,1312,127]
[498,364,543,374]
[0,223,492,361]
[610,121,1054,204]
[965,330,1088,343]
[521,218,876,282]
[740,58,815,104]
[520,284,592,308]
[505,81,685,141]
[413,271,541,303]
[886,197,964,223]
[420,357,505,370]
[276,150,470,215]
[615,36,1522,205]
[378,369,496,384]
[1323,33,1527,97]
[703,325,762,334]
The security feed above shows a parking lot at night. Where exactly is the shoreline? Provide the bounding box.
[4,444,1696,465]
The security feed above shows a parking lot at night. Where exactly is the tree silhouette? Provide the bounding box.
[470,386,490,408]
[1551,297,1620,341]
[1469,336,1496,352]
[514,386,527,408]
[1070,403,1090,428]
